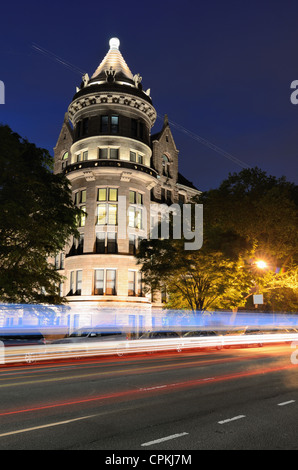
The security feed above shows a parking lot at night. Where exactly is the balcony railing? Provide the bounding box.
[64,159,158,178]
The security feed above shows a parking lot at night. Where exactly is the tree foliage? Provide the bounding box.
[0,124,81,304]
[138,167,298,313]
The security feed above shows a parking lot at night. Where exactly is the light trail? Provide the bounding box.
[1,332,298,365]
[0,361,296,418]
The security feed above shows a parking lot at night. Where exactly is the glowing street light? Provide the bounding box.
[255,260,267,270]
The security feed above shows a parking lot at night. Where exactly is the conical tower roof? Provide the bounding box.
[91,38,134,85]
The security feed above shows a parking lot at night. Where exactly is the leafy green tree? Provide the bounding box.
[137,218,252,314]
[202,167,298,311]
[0,124,82,304]
[138,167,297,314]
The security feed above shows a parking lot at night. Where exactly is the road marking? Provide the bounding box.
[277,400,295,406]
[218,415,246,424]
[139,378,215,392]
[0,414,98,438]
[141,432,189,447]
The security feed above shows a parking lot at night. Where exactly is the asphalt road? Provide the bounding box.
[0,344,298,451]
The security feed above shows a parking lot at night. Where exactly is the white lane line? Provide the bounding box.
[218,415,246,425]
[278,400,295,406]
[0,414,98,438]
[139,378,215,392]
[141,432,189,447]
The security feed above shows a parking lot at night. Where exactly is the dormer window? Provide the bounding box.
[62,151,69,170]
[162,154,170,177]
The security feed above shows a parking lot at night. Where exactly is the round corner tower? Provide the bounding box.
[53,38,158,329]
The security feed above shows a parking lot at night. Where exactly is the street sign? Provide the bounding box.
[253,294,264,305]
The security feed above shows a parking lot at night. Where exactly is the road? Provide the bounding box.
[0,344,298,451]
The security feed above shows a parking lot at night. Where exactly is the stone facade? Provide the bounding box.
[53,38,200,332]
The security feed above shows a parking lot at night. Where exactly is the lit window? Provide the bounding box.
[97,204,107,225]
[62,152,69,170]
[129,190,136,204]
[106,269,116,295]
[108,204,117,225]
[98,188,107,201]
[128,270,136,296]
[76,270,82,295]
[108,188,118,202]
[97,188,118,225]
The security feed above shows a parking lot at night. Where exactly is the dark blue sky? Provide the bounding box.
[1,0,298,191]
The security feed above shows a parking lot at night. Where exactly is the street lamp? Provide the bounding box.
[255,260,267,270]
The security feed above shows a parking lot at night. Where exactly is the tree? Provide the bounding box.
[0,124,82,304]
[137,215,252,314]
[201,167,298,311]
[137,167,297,314]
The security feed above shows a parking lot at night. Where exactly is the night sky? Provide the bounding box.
[1,0,298,191]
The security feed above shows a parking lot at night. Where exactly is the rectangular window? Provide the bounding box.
[128,270,136,296]
[128,207,142,228]
[70,271,74,295]
[94,269,104,295]
[76,121,81,138]
[135,208,142,229]
[60,252,65,270]
[76,270,82,295]
[128,206,135,228]
[82,151,88,161]
[130,151,136,162]
[108,188,118,201]
[95,232,105,254]
[79,205,86,227]
[107,232,117,253]
[129,190,136,204]
[75,190,86,205]
[109,148,119,159]
[99,147,108,159]
[111,115,119,134]
[138,154,143,165]
[97,204,107,225]
[82,118,89,136]
[131,119,138,138]
[129,234,136,255]
[101,116,109,133]
[98,188,107,201]
[108,204,117,225]
[106,269,116,295]
[77,234,84,255]
[80,190,86,203]
[137,272,143,297]
[136,193,143,205]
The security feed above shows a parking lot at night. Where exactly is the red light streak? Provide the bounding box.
[0,361,296,418]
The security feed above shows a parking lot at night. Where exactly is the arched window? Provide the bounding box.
[162,154,170,177]
[62,151,69,169]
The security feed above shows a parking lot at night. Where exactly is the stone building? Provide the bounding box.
[53,38,200,332]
